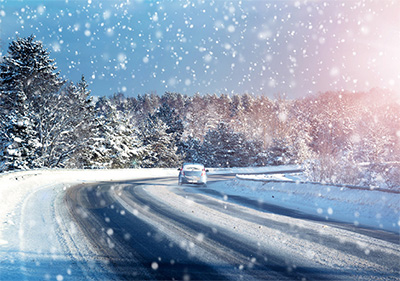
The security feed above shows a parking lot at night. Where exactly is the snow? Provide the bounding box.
[2,1,399,97]
[208,167,399,234]
[0,168,178,279]
[226,172,400,233]
[236,172,305,182]
[207,164,301,175]
[0,165,398,279]
[144,171,400,279]
[0,168,178,241]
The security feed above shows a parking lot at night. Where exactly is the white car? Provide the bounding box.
[178,163,208,186]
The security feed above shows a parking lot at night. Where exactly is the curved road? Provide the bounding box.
[62,175,400,280]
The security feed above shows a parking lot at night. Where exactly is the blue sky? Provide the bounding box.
[0,0,399,99]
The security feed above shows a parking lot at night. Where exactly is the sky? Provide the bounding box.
[0,0,399,99]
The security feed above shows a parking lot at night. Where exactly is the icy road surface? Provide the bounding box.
[0,170,399,280]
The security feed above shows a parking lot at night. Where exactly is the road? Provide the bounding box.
[62,174,400,280]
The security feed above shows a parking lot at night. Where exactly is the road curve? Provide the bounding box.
[62,175,400,280]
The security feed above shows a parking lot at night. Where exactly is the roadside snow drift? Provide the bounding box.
[230,173,400,233]
[0,168,179,244]
[0,168,179,280]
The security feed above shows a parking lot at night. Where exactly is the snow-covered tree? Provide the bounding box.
[139,112,182,168]
[0,115,39,170]
[160,92,186,115]
[83,97,142,169]
[0,37,98,171]
[0,35,65,170]
[201,122,262,168]
[0,35,64,115]
[180,136,203,163]
[62,77,99,168]
[184,93,209,140]
[154,102,184,146]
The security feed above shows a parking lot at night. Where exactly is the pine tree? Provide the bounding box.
[201,122,239,167]
[85,97,142,169]
[0,35,65,171]
[0,115,39,170]
[155,102,184,145]
[185,93,209,140]
[58,78,98,168]
[199,121,266,168]
[181,136,203,163]
[139,112,182,168]
[0,35,64,115]
[0,37,99,171]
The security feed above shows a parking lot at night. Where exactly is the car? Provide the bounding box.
[178,163,208,186]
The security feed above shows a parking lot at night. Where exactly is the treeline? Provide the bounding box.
[1,36,400,188]
[109,88,400,189]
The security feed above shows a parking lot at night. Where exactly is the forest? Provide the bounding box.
[1,36,400,189]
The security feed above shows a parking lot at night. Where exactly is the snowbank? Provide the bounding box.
[212,173,400,233]
[0,168,179,246]
[207,164,301,175]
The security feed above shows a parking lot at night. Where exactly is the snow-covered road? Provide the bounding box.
[0,167,399,280]
[1,184,101,280]
[0,169,179,280]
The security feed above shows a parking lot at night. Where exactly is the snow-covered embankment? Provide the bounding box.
[0,168,179,245]
[220,173,400,233]
[0,168,179,279]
